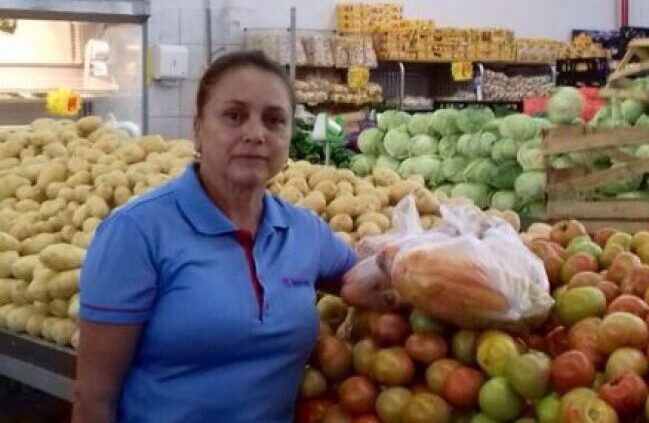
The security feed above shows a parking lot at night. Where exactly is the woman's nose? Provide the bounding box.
[242,116,266,144]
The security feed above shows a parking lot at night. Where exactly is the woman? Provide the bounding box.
[74,51,392,423]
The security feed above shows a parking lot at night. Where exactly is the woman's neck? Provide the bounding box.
[197,166,264,234]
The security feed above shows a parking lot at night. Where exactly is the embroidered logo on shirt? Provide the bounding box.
[282,276,310,287]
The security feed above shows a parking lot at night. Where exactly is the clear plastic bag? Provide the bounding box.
[343,196,553,333]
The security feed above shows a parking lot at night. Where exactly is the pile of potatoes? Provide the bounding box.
[268,160,521,244]
[0,116,195,347]
[0,117,522,349]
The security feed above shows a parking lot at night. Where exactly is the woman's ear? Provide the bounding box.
[193,116,201,141]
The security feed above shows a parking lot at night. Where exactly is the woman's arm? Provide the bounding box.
[73,320,143,423]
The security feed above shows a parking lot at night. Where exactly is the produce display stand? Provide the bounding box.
[541,124,649,232]
[0,329,75,402]
[600,38,649,101]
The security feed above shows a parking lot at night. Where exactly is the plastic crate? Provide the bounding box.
[556,57,609,87]
[571,29,620,58]
[619,26,649,60]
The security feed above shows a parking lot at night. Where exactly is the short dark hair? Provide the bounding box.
[195,50,295,120]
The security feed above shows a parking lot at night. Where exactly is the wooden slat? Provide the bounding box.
[629,38,649,49]
[542,126,649,155]
[608,62,649,83]
[599,87,649,101]
[546,200,649,220]
[547,158,649,194]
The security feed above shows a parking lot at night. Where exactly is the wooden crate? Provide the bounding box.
[541,124,649,232]
[600,38,649,101]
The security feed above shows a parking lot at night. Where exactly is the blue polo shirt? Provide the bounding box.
[79,165,355,423]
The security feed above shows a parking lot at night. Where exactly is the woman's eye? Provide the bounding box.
[223,111,243,123]
[266,115,287,128]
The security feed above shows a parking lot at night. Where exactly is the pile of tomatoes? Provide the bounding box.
[295,221,649,423]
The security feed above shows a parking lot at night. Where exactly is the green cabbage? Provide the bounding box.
[438,135,459,159]
[589,105,612,127]
[622,98,645,125]
[635,144,649,158]
[549,154,576,169]
[375,154,400,172]
[482,118,502,137]
[411,155,443,186]
[377,110,411,131]
[491,160,522,190]
[517,139,544,171]
[350,154,376,176]
[441,156,468,183]
[491,138,519,163]
[409,134,438,156]
[383,128,411,159]
[408,113,432,135]
[548,86,583,125]
[451,183,490,209]
[598,100,630,129]
[490,191,520,211]
[463,158,497,184]
[616,191,649,199]
[457,133,483,158]
[430,109,460,137]
[500,114,538,141]
[457,134,473,157]
[398,157,416,179]
[456,107,495,134]
[434,184,454,197]
[635,114,649,127]
[568,151,610,170]
[534,117,553,132]
[357,128,383,155]
[478,132,498,157]
[521,201,546,220]
[595,176,643,196]
[515,171,546,203]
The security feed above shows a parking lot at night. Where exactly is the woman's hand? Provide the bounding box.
[74,320,143,423]
[339,256,400,312]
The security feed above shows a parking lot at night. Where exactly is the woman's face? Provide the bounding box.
[194,66,292,189]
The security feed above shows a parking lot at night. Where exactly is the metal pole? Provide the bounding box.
[398,61,405,110]
[142,18,149,134]
[289,6,296,81]
[206,1,213,64]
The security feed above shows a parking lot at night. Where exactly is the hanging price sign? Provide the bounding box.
[451,61,473,81]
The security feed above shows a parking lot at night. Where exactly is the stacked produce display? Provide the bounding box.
[548,80,649,201]
[0,115,522,349]
[0,116,195,347]
[297,215,649,423]
[350,108,550,217]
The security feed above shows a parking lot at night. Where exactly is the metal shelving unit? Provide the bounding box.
[373,59,556,111]
[0,329,75,402]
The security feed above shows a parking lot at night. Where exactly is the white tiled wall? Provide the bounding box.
[147,0,618,139]
[147,0,209,140]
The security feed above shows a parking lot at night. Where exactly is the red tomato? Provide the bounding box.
[441,365,485,409]
[598,372,648,417]
[370,313,410,346]
[546,326,570,358]
[295,398,334,423]
[338,376,378,416]
[351,416,381,423]
[607,295,649,319]
[551,350,596,394]
[322,405,352,423]
[404,332,448,364]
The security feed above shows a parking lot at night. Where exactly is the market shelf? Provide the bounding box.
[0,329,75,402]
[378,59,555,66]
